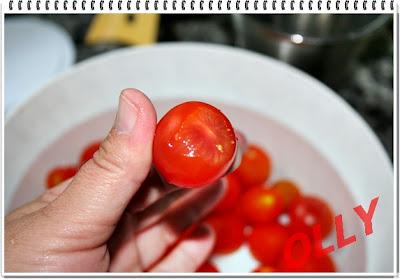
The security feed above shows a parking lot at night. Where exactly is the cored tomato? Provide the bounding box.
[204,212,245,254]
[79,141,101,165]
[197,261,219,272]
[240,186,284,224]
[213,173,241,213]
[252,266,277,272]
[153,102,237,188]
[288,196,334,238]
[46,166,78,188]
[248,223,290,266]
[233,144,271,186]
[271,179,300,209]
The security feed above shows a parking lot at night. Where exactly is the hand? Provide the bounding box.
[5,88,224,272]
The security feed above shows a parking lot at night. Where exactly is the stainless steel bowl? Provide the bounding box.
[233,14,391,88]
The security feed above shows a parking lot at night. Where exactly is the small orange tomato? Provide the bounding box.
[233,144,271,186]
[213,174,241,213]
[271,179,301,209]
[240,186,285,224]
[46,166,78,188]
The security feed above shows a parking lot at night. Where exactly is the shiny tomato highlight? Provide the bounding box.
[288,196,334,238]
[233,144,271,186]
[240,186,285,224]
[248,223,290,266]
[46,166,78,188]
[153,101,237,188]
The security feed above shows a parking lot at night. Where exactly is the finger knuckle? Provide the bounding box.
[91,130,130,176]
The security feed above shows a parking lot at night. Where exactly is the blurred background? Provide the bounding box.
[5,14,393,158]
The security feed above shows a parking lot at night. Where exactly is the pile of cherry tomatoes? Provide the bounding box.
[197,144,336,273]
[46,142,336,273]
[46,100,336,273]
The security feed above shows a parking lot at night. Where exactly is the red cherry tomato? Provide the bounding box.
[240,186,285,224]
[79,141,101,165]
[307,254,336,272]
[248,223,290,266]
[205,212,245,254]
[213,173,241,213]
[252,266,277,272]
[153,101,237,188]
[288,196,334,238]
[46,166,78,189]
[279,240,336,272]
[271,179,301,209]
[233,144,271,186]
[197,261,219,272]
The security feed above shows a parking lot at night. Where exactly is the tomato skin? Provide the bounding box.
[153,102,237,188]
[307,254,336,272]
[240,186,285,224]
[248,224,290,266]
[205,212,245,254]
[79,141,101,165]
[279,240,336,272]
[271,179,301,209]
[288,196,334,238]
[252,266,277,272]
[197,261,219,272]
[233,144,271,186]
[213,174,241,213]
[46,166,78,188]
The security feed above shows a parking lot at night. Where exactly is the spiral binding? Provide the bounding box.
[6,0,396,12]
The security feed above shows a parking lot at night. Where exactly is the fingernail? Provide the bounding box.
[114,92,138,133]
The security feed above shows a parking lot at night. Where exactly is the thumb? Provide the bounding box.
[44,88,156,239]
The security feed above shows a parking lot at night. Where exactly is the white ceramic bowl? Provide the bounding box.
[5,43,394,273]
